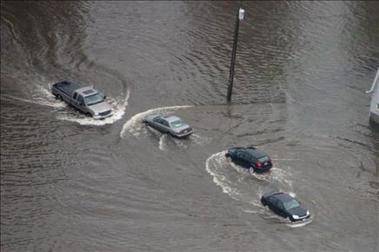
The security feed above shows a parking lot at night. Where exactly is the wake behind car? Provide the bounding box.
[225,146,272,173]
[52,80,112,119]
[143,114,193,138]
[261,192,311,222]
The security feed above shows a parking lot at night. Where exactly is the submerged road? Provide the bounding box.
[1,1,379,251]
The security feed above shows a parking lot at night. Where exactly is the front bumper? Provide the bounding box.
[93,112,113,120]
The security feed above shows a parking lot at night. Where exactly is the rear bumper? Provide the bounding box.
[254,165,272,173]
[173,130,193,138]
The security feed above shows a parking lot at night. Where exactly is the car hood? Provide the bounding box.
[287,206,308,217]
[88,101,112,114]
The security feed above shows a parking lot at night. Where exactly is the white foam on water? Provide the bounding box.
[158,134,169,151]
[120,105,193,138]
[56,90,130,126]
[2,94,66,109]
[271,167,294,192]
[288,191,296,198]
[190,133,211,145]
[286,218,313,228]
[205,151,241,200]
[205,151,263,209]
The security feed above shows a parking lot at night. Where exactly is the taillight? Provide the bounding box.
[255,162,262,168]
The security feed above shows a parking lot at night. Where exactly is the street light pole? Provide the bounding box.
[227,7,245,103]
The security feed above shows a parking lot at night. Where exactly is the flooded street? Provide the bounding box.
[1,1,378,251]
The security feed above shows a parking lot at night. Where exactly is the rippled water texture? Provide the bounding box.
[1,1,379,251]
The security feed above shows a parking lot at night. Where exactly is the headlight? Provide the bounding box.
[292,215,300,220]
[306,210,310,216]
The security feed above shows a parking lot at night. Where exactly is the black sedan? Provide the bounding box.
[225,146,273,173]
[261,192,311,222]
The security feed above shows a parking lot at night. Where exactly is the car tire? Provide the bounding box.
[225,153,230,158]
[57,94,63,101]
[289,216,295,222]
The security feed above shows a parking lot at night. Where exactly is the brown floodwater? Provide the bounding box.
[1,1,378,251]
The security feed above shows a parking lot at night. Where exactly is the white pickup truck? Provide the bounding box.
[52,80,113,120]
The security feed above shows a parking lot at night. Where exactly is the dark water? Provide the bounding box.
[1,1,379,251]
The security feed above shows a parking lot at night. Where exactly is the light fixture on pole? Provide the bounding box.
[226,7,245,103]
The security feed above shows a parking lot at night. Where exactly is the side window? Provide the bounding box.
[271,198,279,208]
[162,120,169,127]
[77,95,85,105]
[73,92,78,100]
[158,118,165,124]
[237,151,245,160]
[243,153,251,161]
[276,201,284,210]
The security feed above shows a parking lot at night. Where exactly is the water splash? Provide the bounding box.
[205,151,262,207]
[158,134,169,151]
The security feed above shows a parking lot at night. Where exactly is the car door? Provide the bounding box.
[232,150,243,165]
[239,152,251,168]
[267,197,277,212]
[161,119,171,133]
[275,201,288,217]
[269,198,282,216]
[77,95,86,112]
[243,153,254,168]
[72,92,78,105]
[152,117,162,129]
[154,118,168,132]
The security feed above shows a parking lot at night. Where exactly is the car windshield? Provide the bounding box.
[85,93,104,106]
[283,199,300,210]
[170,120,184,128]
[258,156,269,162]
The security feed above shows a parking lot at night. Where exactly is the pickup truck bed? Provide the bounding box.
[53,81,81,97]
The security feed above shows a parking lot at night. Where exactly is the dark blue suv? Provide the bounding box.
[225,146,273,173]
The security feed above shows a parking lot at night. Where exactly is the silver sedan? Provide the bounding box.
[142,114,193,138]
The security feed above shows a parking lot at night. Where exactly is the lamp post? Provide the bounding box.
[226,7,245,103]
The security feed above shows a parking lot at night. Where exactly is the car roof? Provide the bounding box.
[232,147,267,158]
[162,115,182,123]
[77,87,98,97]
[269,192,295,202]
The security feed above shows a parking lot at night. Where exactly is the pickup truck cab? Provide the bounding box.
[52,80,112,119]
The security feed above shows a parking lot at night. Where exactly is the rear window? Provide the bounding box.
[170,120,184,128]
[258,156,269,163]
